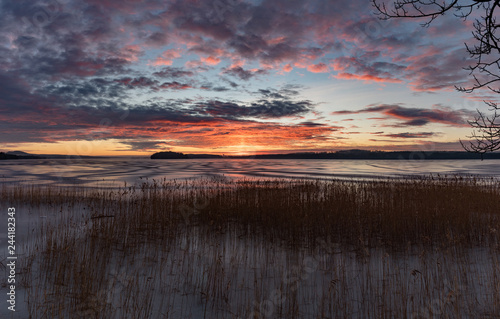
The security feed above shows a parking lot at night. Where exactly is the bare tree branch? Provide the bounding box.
[372,0,500,155]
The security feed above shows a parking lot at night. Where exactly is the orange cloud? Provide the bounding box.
[120,45,143,62]
[108,119,342,153]
[229,59,245,69]
[267,36,286,45]
[335,73,402,83]
[152,49,182,66]
[201,56,221,66]
[307,63,329,73]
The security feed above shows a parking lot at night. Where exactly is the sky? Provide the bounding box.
[0,0,495,156]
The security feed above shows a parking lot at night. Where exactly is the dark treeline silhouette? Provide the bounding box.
[151,151,221,159]
[0,152,42,160]
[151,149,500,160]
[151,151,188,159]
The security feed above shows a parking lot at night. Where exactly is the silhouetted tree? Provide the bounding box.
[461,100,500,155]
[372,0,500,155]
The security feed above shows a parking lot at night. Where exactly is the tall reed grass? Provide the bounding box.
[2,175,500,318]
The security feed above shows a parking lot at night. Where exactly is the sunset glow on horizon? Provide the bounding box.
[0,0,493,156]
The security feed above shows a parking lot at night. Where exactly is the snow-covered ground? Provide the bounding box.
[1,201,499,318]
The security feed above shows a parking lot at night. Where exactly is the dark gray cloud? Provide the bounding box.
[257,85,302,99]
[153,67,195,79]
[259,89,288,99]
[144,32,169,46]
[198,99,314,119]
[200,83,231,92]
[115,77,158,88]
[223,66,268,80]
[373,132,437,139]
[332,103,473,127]
[298,121,326,127]
[114,77,194,91]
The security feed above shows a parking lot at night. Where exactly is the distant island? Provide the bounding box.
[0,151,105,160]
[0,151,42,160]
[150,151,188,159]
[151,151,224,159]
[151,149,500,160]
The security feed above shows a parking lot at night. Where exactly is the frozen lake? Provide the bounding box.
[0,157,499,187]
[1,158,500,318]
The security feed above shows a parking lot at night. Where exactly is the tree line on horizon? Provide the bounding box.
[150,150,500,160]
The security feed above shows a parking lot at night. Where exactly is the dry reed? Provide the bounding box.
[2,175,500,318]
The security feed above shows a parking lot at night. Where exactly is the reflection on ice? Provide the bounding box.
[1,157,499,187]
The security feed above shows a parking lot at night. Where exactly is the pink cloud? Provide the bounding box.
[403,47,471,92]
[335,73,402,83]
[307,63,329,73]
[120,45,143,62]
[229,59,245,69]
[159,82,192,90]
[329,56,405,83]
[152,49,182,66]
[201,56,221,66]
[267,36,287,46]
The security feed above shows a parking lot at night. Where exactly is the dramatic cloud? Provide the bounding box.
[331,56,405,84]
[153,67,195,79]
[113,77,194,91]
[0,0,479,153]
[404,47,472,91]
[152,49,182,66]
[0,0,469,87]
[299,121,327,127]
[115,77,158,89]
[334,73,402,83]
[257,85,302,99]
[307,63,329,73]
[223,66,268,80]
[200,56,221,66]
[0,62,320,146]
[198,99,314,119]
[372,132,437,139]
[332,104,473,127]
